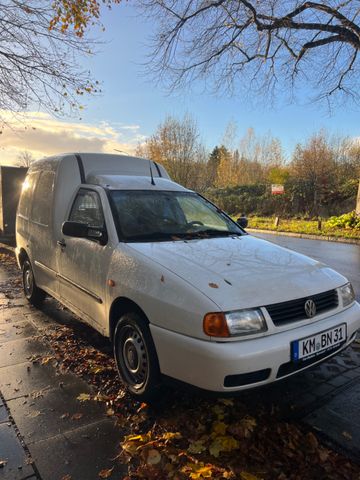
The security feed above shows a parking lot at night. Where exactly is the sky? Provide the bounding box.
[1,3,360,166]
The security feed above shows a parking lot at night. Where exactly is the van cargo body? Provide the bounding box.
[16,153,360,399]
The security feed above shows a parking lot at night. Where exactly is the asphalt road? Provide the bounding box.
[253,233,360,301]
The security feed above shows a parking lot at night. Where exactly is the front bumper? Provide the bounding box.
[150,301,360,392]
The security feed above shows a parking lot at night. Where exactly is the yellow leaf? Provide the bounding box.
[98,467,113,479]
[212,405,225,420]
[240,472,261,480]
[212,421,227,436]
[209,435,239,458]
[76,393,91,402]
[161,432,182,441]
[188,440,207,454]
[182,463,213,479]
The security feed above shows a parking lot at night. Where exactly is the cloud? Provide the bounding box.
[0,111,147,166]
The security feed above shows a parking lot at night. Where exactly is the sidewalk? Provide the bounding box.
[0,268,126,480]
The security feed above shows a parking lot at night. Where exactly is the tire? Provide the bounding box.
[22,259,46,307]
[113,312,162,401]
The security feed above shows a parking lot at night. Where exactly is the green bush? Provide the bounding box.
[325,211,360,230]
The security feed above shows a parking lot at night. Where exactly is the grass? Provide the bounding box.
[245,216,360,240]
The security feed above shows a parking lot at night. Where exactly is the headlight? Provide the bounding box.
[340,283,355,307]
[203,308,267,337]
[225,309,267,336]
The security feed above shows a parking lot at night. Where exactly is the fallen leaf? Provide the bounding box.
[146,449,161,465]
[76,393,91,402]
[209,435,239,458]
[61,475,72,480]
[41,356,54,365]
[106,408,115,417]
[71,413,83,420]
[26,410,42,418]
[212,421,227,436]
[208,283,219,289]
[188,440,207,454]
[182,463,213,479]
[98,467,114,478]
[240,472,261,480]
[161,432,182,441]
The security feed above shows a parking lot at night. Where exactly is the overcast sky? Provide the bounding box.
[1,3,360,166]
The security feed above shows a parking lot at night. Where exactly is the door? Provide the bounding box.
[58,188,112,330]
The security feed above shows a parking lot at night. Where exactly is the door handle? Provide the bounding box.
[57,239,66,248]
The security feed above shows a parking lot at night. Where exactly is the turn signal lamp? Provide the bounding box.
[203,313,230,337]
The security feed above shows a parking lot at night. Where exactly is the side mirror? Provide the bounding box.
[62,221,107,245]
[237,216,248,229]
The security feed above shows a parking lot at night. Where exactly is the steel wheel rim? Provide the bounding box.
[24,264,33,298]
[118,325,148,389]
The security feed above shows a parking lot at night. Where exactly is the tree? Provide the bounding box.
[0,1,110,125]
[141,1,360,106]
[137,114,208,191]
[208,146,222,186]
[16,151,35,167]
[291,131,337,215]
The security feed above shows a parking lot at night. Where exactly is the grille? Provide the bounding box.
[265,289,338,326]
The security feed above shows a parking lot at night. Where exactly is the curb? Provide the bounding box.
[247,228,360,245]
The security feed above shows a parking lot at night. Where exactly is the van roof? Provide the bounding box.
[30,152,170,181]
[87,174,190,192]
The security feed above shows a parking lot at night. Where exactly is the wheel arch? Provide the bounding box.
[18,248,29,268]
[109,296,149,343]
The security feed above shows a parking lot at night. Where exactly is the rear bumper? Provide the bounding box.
[150,301,360,392]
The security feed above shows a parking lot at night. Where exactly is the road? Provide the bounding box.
[254,233,360,301]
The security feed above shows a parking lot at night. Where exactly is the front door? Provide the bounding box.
[58,188,111,331]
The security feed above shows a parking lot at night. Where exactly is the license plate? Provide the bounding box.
[292,324,347,362]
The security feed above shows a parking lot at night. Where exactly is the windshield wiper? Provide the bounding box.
[125,232,186,242]
[190,229,240,237]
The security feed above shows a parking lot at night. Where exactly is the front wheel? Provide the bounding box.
[113,312,162,401]
[22,259,46,307]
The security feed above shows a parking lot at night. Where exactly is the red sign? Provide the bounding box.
[271,184,284,195]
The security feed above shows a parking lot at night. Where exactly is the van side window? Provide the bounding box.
[18,172,38,219]
[31,171,55,225]
[69,190,104,228]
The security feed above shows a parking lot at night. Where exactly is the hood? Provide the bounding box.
[128,235,347,311]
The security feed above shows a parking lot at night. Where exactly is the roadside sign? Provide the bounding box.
[271,184,284,195]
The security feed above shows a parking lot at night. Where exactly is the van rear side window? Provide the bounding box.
[18,172,37,219]
[31,171,55,225]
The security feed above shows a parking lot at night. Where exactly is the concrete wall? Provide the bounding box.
[0,166,28,241]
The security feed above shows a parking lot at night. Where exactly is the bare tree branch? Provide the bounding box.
[140,0,360,107]
[0,1,101,125]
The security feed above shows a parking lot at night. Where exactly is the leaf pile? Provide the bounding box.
[0,249,23,300]
[40,323,360,480]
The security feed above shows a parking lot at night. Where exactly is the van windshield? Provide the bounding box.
[109,190,244,242]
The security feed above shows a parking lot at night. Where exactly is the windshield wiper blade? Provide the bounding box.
[190,229,240,237]
[126,232,186,242]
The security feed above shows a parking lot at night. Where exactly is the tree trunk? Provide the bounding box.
[356,179,360,215]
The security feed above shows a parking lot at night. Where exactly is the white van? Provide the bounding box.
[16,153,360,400]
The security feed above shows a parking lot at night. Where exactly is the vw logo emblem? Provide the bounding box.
[304,299,317,318]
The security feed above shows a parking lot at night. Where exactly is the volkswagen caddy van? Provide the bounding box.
[16,153,360,400]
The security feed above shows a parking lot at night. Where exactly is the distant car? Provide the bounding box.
[16,153,360,400]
